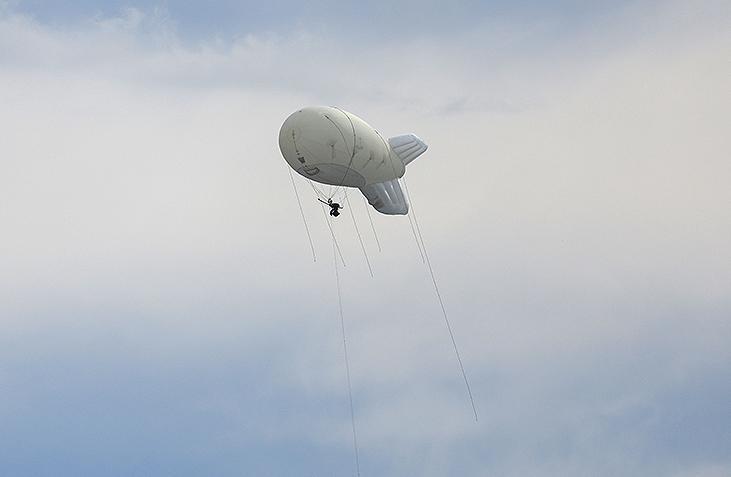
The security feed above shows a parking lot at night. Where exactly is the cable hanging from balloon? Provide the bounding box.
[345,191,373,277]
[333,239,362,477]
[287,166,317,262]
[402,176,479,422]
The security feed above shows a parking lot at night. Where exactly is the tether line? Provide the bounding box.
[287,167,316,262]
[363,196,382,252]
[345,192,373,277]
[406,206,425,263]
[334,241,361,477]
[402,177,479,422]
[305,176,330,201]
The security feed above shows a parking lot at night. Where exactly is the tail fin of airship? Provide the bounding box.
[388,134,428,166]
[360,179,408,215]
[359,134,427,215]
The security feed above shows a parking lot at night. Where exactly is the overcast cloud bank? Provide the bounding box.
[1,1,729,476]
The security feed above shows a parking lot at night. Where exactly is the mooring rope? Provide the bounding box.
[287,167,316,262]
[363,196,382,253]
[345,191,373,277]
[402,177,479,422]
[406,204,426,263]
[333,241,361,476]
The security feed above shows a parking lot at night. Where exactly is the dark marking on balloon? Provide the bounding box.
[303,165,320,176]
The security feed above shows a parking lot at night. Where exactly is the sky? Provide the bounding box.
[0,0,730,476]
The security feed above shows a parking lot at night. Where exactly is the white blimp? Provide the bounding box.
[279,106,427,215]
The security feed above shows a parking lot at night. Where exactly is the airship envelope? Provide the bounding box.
[279,106,428,215]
